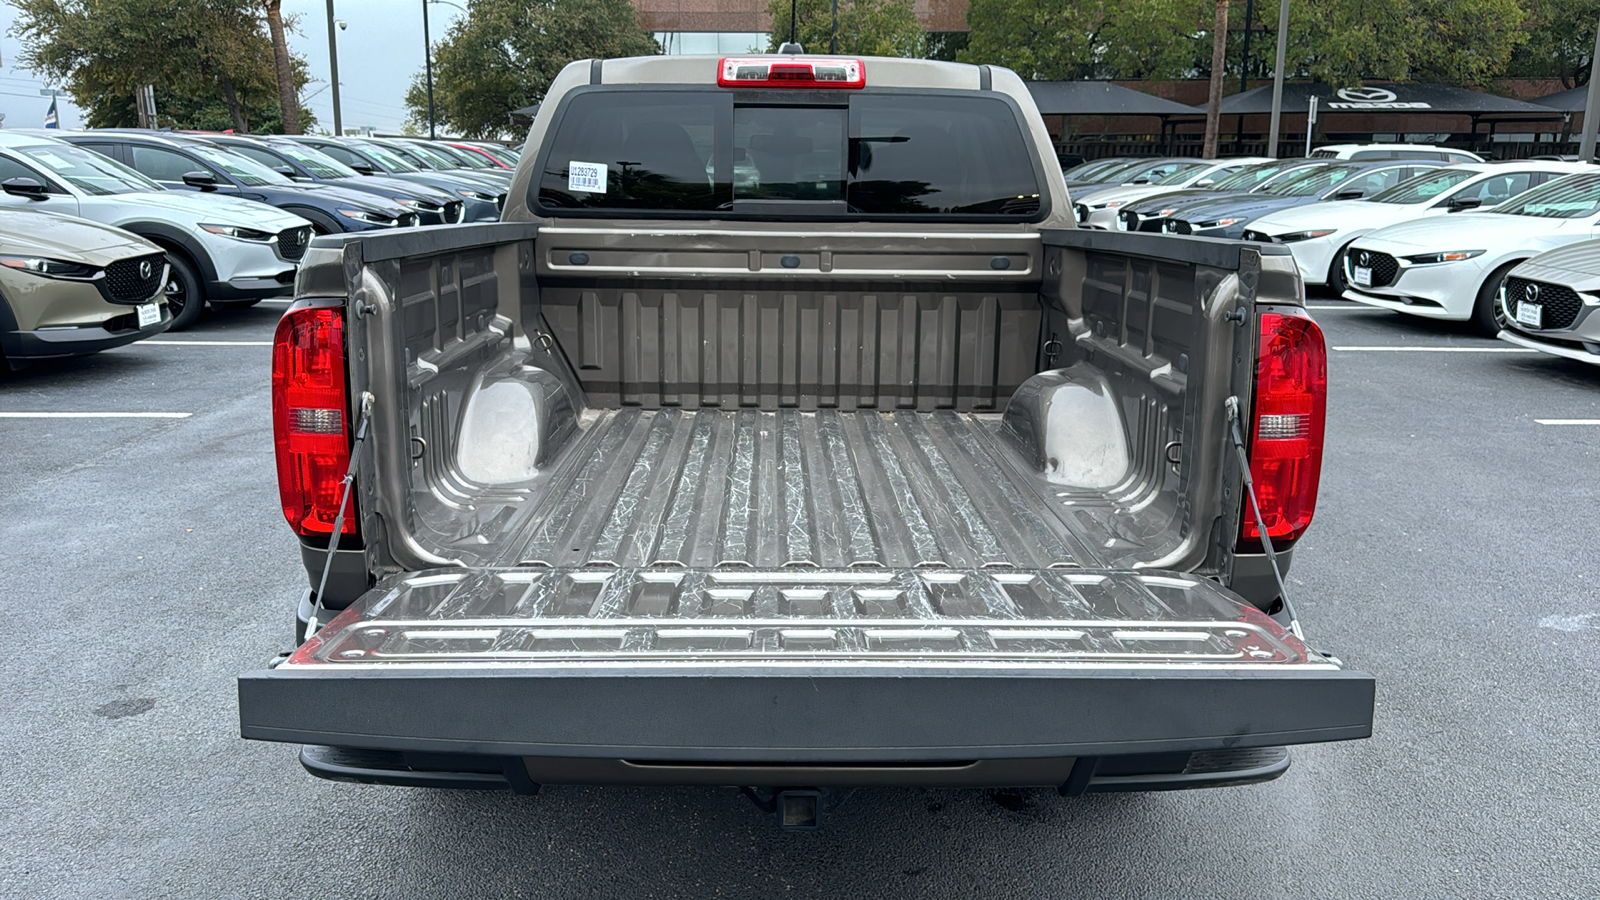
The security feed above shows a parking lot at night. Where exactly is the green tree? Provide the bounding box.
[1517,0,1600,85]
[764,0,925,57]
[405,0,659,139]
[11,0,312,132]
[960,0,1212,81]
[1281,0,1524,88]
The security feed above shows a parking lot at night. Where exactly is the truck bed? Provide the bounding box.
[496,407,1097,571]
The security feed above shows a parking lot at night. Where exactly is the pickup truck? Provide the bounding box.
[239,54,1373,823]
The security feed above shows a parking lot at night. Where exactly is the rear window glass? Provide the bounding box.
[535,89,1043,219]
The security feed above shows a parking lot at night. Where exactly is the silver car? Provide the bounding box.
[1497,240,1600,364]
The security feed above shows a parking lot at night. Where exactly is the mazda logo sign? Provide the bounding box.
[1525,283,1540,302]
[1358,251,1371,266]
[1335,87,1398,103]
[138,260,153,280]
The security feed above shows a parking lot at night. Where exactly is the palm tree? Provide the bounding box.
[1203,0,1229,159]
[264,0,300,134]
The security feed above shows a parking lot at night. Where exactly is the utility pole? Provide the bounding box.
[325,0,343,135]
[1266,0,1289,158]
[423,0,437,139]
[1581,18,1600,162]
[1203,0,1230,159]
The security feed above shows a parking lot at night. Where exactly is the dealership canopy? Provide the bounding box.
[1025,82,1201,118]
[1532,85,1592,112]
[1218,83,1556,117]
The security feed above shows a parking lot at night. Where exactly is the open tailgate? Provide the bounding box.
[239,567,1373,763]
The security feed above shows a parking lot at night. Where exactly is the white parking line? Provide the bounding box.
[143,340,273,346]
[1306,304,1382,311]
[1535,419,1600,426]
[258,298,293,305]
[0,412,192,419]
[1331,346,1537,353]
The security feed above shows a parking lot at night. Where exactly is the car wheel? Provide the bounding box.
[162,252,206,331]
[1326,243,1355,295]
[1471,261,1520,337]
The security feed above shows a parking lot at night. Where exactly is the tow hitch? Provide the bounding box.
[739,787,843,831]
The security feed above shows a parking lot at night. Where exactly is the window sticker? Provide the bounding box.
[32,151,74,171]
[568,161,607,194]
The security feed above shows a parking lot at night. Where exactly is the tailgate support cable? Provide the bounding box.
[1225,395,1298,636]
[308,391,375,637]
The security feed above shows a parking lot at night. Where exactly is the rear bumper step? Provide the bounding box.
[241,566,1373,771]
[297,745,1292,793]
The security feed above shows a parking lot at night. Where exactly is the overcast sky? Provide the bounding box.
[0,0,466,134]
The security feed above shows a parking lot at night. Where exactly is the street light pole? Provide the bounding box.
[325,0,342,135]
[1581,18,1600,161]
[1266,0,1289,158]
[423,0,437,139]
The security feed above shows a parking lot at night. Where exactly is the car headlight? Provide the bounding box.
[1403,250,1485,264]
[1276,229,1338,243]
[1090,200,1125,210]
[1213,217,1247,227]
[0,255,98,279]
[338,208,398,226]
[199,223,274,241]
[391,197,419,207]
[456,188,496,201]
[1157,207,1180,217]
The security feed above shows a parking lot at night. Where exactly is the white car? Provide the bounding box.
[0,132,311,329]
[1073,157,1272,229]
[1496,240,1600,365]
[1245,161,1589,289]
[1343,170,1600,334]
[1310,143,1483,163]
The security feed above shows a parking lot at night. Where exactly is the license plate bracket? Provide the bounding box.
[1516,301,1543,328]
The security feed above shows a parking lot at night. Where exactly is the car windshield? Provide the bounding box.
[436,144,493,168]
[491,145,521,163]
[1370,168,1476,204]
[408,142,469,169]
[1077,160,1143,183]
[1496,173,1600,219]
[1262,163,1362,197]
[188,145,292,187]
[1117,160,1193,184]
[17,143,161,195]
[269,141,360,178]
[1063,158,1124,181]
[1213,162,1304,191]
[348,141,421,173]
[1153,162,1211,186]
[378,142,439,169]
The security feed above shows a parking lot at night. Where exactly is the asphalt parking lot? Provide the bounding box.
[2,296,1598,899]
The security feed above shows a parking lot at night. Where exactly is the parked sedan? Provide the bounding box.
[0,132,310,330]
[1069,157,1202,194]
[1245,161,1588,290]
[1344,171,1600,334]
[287,136,503,221]
[201,135,464,226]
[1073,157,1272,229]
[1163,160,1441,239]
[1115,158,1330,233]
[1497,241,1600,364]
[60,132,419,235]
[0,209,170,368]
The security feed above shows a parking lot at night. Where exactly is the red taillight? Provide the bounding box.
[272,305,356,537]
[1238,309,1326,553]
[717,57,866,89]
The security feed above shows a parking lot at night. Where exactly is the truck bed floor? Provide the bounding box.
[498,408,1104,570]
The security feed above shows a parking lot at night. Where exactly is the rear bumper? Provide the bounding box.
[297,744,1294,793]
